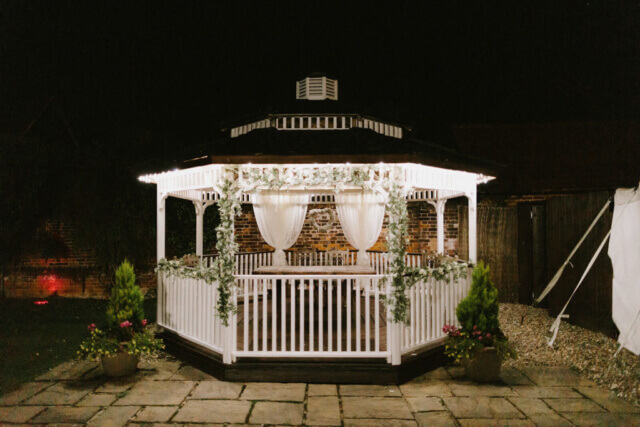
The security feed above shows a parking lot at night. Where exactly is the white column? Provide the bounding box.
[467,191,477,263]
[157,192,167,261]
[157,192,167,326]
[193,202,205,257]
[436,199,446,254]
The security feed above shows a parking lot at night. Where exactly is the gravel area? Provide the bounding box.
[500,303,640,405]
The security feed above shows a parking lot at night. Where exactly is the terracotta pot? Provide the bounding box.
[101,352,139,377]
[463,347,502,383]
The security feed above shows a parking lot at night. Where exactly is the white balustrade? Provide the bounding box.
[158,273,224,353]
[161,254,471,363]
[400,270,472,354]
[233,274,389,358]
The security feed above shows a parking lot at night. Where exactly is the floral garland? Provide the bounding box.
[404,261,469,287]
[382,181,411,323]
[308,208,336,232]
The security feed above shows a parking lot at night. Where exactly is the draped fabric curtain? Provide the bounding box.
[335,192,386,266]
[252,191,310,266]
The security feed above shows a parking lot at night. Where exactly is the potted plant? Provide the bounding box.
[442,262,516,382]
[78,260,164,377]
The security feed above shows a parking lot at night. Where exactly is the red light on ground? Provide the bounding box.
[37,274,64,295]
[34,300,49,305]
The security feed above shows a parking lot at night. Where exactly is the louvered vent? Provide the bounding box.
[296,77,338,101]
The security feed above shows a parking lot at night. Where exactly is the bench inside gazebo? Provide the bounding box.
[140,162,491,383]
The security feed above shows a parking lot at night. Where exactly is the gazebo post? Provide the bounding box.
[157,191,167,324]
[193,201,206,257]
[436,199,446,254]
[467,191,477,263]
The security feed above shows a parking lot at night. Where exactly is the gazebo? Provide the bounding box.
[139,76,495,383]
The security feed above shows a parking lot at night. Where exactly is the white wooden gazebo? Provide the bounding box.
[139,161,491,382]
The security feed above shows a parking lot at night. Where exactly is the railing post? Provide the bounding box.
[157,192,167,325]
[390,322,402,365]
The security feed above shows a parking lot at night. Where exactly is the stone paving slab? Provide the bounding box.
[24,381,98,405]
[345,419,418,426]
[413,411,457,426]
[94,377,138,393]
[240,382,306,401]
[249,401,304,425]
[443,397,524,419]
[134,405,178,422]
[307,383,338,396]
[31,406,101,424]
[340,384,402,397]
[35,360,99,381]
[543,397,606,413]
[189,380,243,399]
[576,386,640,413]
[77,392,118,406]
[87,405,140,426]
[170,365,215,381]
[517,366,596,387]
[172,399,251,423]
[400,380,453,397]
[500,367,535,386]
[512,386,582,398]
[342,396,413,419]
[457,419,535,426]
[0,405,45,423]
[306,396,341,426]
[0,381,53,405]
[405,396,446,412]
[528,414,574,426]
[561,411,629,426]
[508,397,556,416]
[114,380,196,406]
[449,383,518,397]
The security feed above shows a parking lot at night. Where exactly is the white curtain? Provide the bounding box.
[609,186,640,355]
[252,191,310,266]
[335,192,386,266]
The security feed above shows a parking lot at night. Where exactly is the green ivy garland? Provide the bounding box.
[156,164,465,327]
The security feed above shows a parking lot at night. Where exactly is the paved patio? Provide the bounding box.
[1,358,639,426]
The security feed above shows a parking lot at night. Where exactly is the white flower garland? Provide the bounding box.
[308,208,336,232]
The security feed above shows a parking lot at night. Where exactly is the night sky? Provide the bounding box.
[2,1,640,143]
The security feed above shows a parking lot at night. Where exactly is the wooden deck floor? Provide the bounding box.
[236,287,388,353]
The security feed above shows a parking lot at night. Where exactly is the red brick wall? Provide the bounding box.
[5,201,461,298]
[232,201,460,255]
[3,221,155,299]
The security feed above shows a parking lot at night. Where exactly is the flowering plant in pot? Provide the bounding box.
[78,260,164,377]
[442,262,516,382]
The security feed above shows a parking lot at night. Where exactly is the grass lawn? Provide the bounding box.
[0,297,156,395]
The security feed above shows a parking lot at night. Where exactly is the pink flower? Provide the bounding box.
[119,320,132,328]
[473,325,477,330]
[88,323,96,331]
[141,319,148,326]
[486,333,491,338]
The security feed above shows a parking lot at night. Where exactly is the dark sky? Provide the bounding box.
[2,1,640,142]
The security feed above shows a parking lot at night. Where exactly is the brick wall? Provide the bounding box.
[3,221,155,299]
[5,200,462,298]
[232,201,460,255]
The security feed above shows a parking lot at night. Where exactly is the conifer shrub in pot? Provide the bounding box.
[78,260,164,377]
[442,262,517,382]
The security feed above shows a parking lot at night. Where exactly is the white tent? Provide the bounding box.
[608,185,640,355]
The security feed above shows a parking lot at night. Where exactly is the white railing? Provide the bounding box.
[401,271,472,354]
[160,258,471,363]
[158,274,225,353]
[233,274,389,358]
[202,251,422,275]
